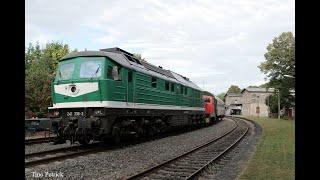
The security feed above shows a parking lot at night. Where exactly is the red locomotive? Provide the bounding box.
[202,95,225,123]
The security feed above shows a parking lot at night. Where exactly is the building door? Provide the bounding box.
[256,106,260,114]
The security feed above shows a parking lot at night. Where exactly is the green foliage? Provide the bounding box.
[217,93,226,101]
[259,32,295,109]
[259,82,269,88]
[227,85,241,94]
[25,41,71,117]
[265,94,278,113]
[259,32,295,85]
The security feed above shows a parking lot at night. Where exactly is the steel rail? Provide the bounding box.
[186,118,249,179]
[124,117,240,180]
[25,137,56,145]
[25,142,112,167]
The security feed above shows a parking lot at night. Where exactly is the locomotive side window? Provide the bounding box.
[184,87,187,95]
[106,65,121,80]
[107,66,113,79]
[58,63,74,80]
[171,83,175,92]
[112,66,121,81]
[165,81,169,91]
[80,60,102,78]
[128,71,133,82]
[180,85,184,94]
[151,77,157,88]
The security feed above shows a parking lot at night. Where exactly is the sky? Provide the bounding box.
[26,0,295,95]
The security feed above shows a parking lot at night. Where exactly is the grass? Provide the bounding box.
[239,116,295,180]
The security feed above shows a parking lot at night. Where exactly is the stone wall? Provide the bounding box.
[225,95,242,106]
[241,91,273,117]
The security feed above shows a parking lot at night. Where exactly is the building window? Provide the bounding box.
[151,77,157,88]
[171,83,174,92]
[165,81,169,91]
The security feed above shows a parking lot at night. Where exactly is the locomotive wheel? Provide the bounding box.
[53,127,66,144]
[76,129,91,145]
[113,131,121,144]
[79,137,90,145]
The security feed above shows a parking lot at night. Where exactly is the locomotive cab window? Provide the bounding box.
[80,60,102,78]
[58,63,74,80]
[151,77,157,88]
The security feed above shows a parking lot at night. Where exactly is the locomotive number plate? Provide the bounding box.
[66,111,84,117]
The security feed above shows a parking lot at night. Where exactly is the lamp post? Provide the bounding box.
[277,89,280,119]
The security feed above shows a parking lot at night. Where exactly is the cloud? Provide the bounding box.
[26,0,294,94]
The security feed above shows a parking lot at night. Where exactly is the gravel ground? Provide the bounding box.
[25,119,236,179]
[25,141,79,154]
[197,118,262,180]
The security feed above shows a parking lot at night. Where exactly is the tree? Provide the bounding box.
[259,82,269,88]
[259,32,295,87]
[227,85,241,94]
[25,41,71,117]
[259,32,295,109]
[265,92,294,114]
[265,94,278,113]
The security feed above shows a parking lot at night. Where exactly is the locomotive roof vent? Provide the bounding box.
[100,47,133,56]
[100,47,142,65]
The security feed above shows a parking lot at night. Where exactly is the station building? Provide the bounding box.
[224,87,274,117]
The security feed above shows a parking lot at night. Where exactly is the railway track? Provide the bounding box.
[25,143,109,168]
[25,123,217,168]
[25,137,56,145]
[123,117,249,180]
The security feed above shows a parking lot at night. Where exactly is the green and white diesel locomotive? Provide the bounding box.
[48,47,205,144]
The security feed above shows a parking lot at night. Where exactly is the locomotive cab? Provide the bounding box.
[49,54,125,144]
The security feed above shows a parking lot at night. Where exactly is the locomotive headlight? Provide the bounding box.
[53,111,60,116]
[49,110,60,117]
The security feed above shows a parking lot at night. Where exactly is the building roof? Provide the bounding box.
[241,87,275,93]
[59,47,203,91]
[224,93,242,97]
[216,97,225,105]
